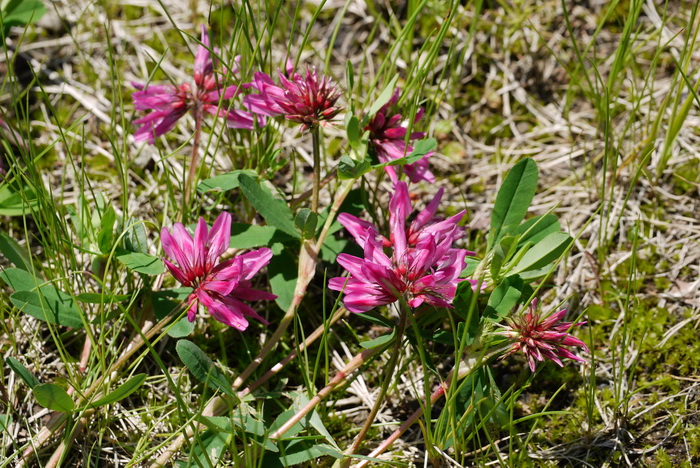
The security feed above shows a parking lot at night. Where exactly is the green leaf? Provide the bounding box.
[364,74,399,123]
[0,267,38,291]
[345,59,354,92]
[490,235,517,281]
[11,289,84,328]
[97,205,116,255]
[0,184,38,216]
[197,169,258,193]
[6,357,40,388]
[115,249,165,275]
[359,327,396,349]
[294,209,318,240]
[264,440,339,468]
[229,223,296,249]
[380,138,436,167]
[123,219,150,254]
[268,243,297,311]
[488,158,538,248]
[512,232,572,275]
[33,383,75,412]
[75,292,131,304]
[176,340,235,397]
[1,0,45,27]
[346,115,361,151]
[484,275,524,321]
[238,174,300,238]
[0,414,11,432]
[337,154,372,180]
[453,281,479,346]
[176,429,232,468]
[0,232,31,270]
[88,374,147,408]
[168,316,195,338]
[514,213,560,246]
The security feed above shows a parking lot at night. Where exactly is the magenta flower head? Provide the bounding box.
[132,25,256,144]
[500,299,588,372]
[244,65,343,131]
[160,212,276,331]
[328,181,472,313]
[365,88,434,184]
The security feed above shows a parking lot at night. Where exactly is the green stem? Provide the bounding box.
[311,126,322,213]
[341,304,409,466]
[183,107,203,220]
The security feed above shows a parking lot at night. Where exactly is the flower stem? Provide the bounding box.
[183,107,203,217]
[341,306,408,466]
[311,125,322,213]
[270,346,385,440]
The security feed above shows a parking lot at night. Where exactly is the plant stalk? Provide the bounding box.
[311,125,322,213]
[183,107,203,214]
[269,346,384,440]
[341,306,408,466]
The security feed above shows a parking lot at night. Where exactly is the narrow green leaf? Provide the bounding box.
[10,289,84,328]
[75,292,131,303]
[381,138,436,167]
[365,74,399,123]
[512,232,572,274]
[88,374,147,408]
[238,174,300,238]
[346,116,361,150]
[484,275,524,321]
[176,340,235,397]
[97,205,116,254]
[345,59,354,92]
[0,232,32,270]
[6,357,40,388]
[33,383,75,412]
[115,249,165,275]
[490,235,517,281]
[488,158,538,248]
[359,327,396,349]
[197,169,258,193]
[0,414,11,432]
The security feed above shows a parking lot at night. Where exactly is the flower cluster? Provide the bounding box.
[500,299,588,372]
[161,212,276,331]
[365,89,434,184]
[243,65,342,131]
[328,181,472,313]
[132,26,256,144]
